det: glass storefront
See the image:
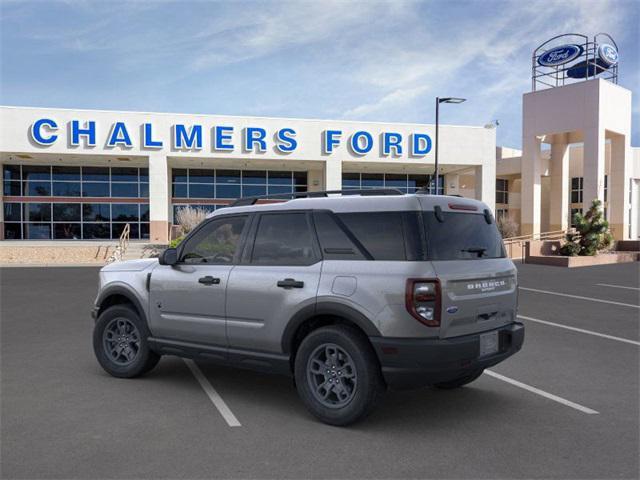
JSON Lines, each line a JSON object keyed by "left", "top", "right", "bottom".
{"left": 342, "top": 172, "right": 444, "bottom": 194}
{"left": 3, "top": 164, "right": 149, "bottom": 239}
{"left": 171, "top": 168, "right": 308, "bottom": 222}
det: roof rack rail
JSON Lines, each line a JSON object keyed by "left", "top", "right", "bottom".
{"left": 229, "top": 188, "right": 404, "bottom": 207}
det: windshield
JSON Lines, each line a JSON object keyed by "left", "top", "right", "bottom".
{"left": 423, "top": 211, "right": 506, "bottom": 260}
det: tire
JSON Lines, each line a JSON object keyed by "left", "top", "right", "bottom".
{"left": 434, "top": 369, "right": 484, "bottom": 389}
{"left": 93, "top": 304, "right": 160, "bottom": 378}
{"left": 294, "top": 325, "right": 385, "bottom": 426}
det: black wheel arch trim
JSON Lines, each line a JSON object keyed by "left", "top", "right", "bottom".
{"left": 95, "top": 284, "right": 147, "bottom": 324}
{"left": 281, "top": 301, "right": 381, "bottom": 353}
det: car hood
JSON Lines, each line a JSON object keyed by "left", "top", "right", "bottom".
{"left": 101, "top": 258, "right": 158, "bottom": 272}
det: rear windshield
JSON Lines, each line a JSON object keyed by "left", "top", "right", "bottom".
{"left": 423, "top": 211, "right": 505, "bottom": 260}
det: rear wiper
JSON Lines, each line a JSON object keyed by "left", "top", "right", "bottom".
{"left": 461, "top": 247, "right": 487, "bottom": 257}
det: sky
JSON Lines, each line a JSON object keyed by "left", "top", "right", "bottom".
{"left": 1, "top": 0, "right": 638, "bottom": 148}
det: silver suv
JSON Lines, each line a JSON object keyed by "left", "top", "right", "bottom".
{"left": 92, "top": 189, "right": 524, "bottom": 425}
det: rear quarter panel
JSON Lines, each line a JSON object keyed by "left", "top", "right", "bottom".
{"left": 319, "top": 260, "right": 441, "bottom": 339}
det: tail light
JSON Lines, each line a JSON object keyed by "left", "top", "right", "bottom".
{"left": 405, "top": 279, "right": 441, "bottom": 327}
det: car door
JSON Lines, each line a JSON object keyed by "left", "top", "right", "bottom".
{"left": 226, "top": 211, "right": 322, "bottom": 353}
{"left": 148, "top": 214, "right": 250, "bottom": 346}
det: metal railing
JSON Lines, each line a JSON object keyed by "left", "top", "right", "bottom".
{"left": 106, "top": 223, "right": 131, "bottom": 263}
{"left": 503, "top": 229, "right": 571, "bottom": 260}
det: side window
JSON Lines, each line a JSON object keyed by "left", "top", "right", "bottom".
{"left": 336, "top": 212, "right": 407, "bottom": 260}
{"left": 313, "top": 211, "right": 366, "bottom": 260}
{"left": 251, "top": 213, "right": 318, "bottom": 266}
{"left": 180, "top": 215, "right": 247, "bottom": 264}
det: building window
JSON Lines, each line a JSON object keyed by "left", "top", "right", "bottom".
{"left": 496, "top": 208, "right": 508, "bottom": 221}
{"left": 2, "top": 164, "right": 149, "bottom": 240}
{"left": 496, "top": 179, "right": 508, "bottom": 204}
{"left": 570, "top": 177, "right": 583, "bottom": 203}
{"left": 342, "top": 173, "right": 444, "bottom": 194}
{"left": 170, "top": 168, "right": 308, "bottom": 223}
{"left": 604, "top": 175, "right": 608, "bottom": 203}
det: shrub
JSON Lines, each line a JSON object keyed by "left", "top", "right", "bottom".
{"left": 559, "top": 199, "right": 613, "bottom": 256}
{"left": 175, "top": 206, "right": 208, "bottom": 236}
{"left": 169, "top": 235, "right": 185, "bottom": 248}
{"left": 497, "top": 215, "right": 519, "bottom": 239}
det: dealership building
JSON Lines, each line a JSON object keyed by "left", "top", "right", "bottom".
{"left": 0, "top": 34, "right": 638, "bottom": 245}
{"left": 0, "top": 107, "right": 496, "bottom": 243}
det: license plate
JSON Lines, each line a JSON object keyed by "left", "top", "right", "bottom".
{"left": 479, "top": 331, "right": 499, "bottom": 357}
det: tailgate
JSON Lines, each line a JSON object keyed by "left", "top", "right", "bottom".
{"left": 432, "top": 258, "right": 517, "bottom": 338}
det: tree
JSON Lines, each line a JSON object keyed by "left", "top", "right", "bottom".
{"left": 560, "top": 199, "right": 613, "bottom": 256}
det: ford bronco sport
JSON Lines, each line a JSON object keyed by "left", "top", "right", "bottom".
{"left": 92, "top": 189, "right": 524, "bottom": 426}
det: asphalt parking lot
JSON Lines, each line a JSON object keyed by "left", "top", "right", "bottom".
{"left": 1, "top": 262, "right": 638, "bottom": 479}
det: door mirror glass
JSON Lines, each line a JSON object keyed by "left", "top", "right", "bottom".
{"left": 159, "top": 247, "right": 178, "bottom": 266}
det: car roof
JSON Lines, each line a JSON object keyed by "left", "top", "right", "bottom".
{"left": 207, "top": 193, "right": 489, "bottom": 217}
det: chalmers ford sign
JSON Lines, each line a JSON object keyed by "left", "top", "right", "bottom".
{"left": 29, "top": 118, "right": 434, "bottom": 157}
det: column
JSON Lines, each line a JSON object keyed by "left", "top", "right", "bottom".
{"left": 549, "top": 134, "right": 570, "bottom": 231}
{"left": 307, "top": 169, "right": 324, "bottom": 192}
{"left": 324, "top": 159, "right": 342, "bottom": 191}
{"left": 609, "top": 134, "right": 631, "bottom": 240}
{"left": 444, "top": 173, "right": 460, "bottom": 196}
{"left": 148, "top": 153, "right": 170, "bottom": 243}
{"left": 474, "top": 163, "right": 495, "bottom": 213}
{"left": 582, "top": 126, "right": 605, "bottom": 212}
{"left": 521, "top": 135, "right": 543, "bottom": 236}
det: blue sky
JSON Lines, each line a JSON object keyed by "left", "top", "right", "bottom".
{"left": 1, "top": 0, "right": 638, "bottom": 148}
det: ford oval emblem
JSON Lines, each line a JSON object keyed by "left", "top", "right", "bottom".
{"left": 446, "top": 306, "right": 459, "bottom": 314}
{"left": 538, "top": 44, "right": 583, "bottom": 67}
{"left": 598, "top": 43, "right": 618, "bottom": 66}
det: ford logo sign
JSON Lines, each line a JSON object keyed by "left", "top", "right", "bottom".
{"left": 446, "top": 306, "right": 459, "bottom": 314}
{"left": 538, "top": 44, "right": 583, "bottom": 67}
{"left": 598, "top": 43, "right": 618, "bottom": 66}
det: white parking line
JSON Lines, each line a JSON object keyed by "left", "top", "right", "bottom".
{"left": 596, "top": 283, "right": 640, "bottom": 291}
{"left": 184, "top": 359, "right": 241, "bottom": 427}
{"left": 518, "top": 315, "right": 640, "bottom": 346}
{"left": 485, "top": 370, "right": 599, "bottom": 415}
{"left": 519, "top": 287, "right": 640, "bottom": 309}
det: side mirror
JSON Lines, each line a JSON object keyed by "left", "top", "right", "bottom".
{"left": 159, "top": 247, "right": 178, "bottom": 266}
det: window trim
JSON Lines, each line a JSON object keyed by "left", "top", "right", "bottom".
{"left": 245, "top": 211, "right": 322, "bottom": 267}
{"left": 176, "top": 213, "right": 250, "bottom": 265}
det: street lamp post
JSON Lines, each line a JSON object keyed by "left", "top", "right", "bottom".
{"left": 434, "top": 97, "right": 466, "bottom": 194}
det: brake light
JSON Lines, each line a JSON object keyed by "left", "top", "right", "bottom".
{"left": 448, "top": 203, "right": 477, "bottom": 211}
{"left": 405, "top": 279, "right": 441, "bottom": 327}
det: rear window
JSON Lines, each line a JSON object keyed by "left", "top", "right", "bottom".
{"left": 423, "top": 211, "right": 505, "bottom": 260}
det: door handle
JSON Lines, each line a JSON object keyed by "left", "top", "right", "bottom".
{"left": 277, "top": 278, "right": 304, "bottom": 289}
{"left": 198, "top": 276, "right": 221, "bottom": 285}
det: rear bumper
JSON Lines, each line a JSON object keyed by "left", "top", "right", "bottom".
{"left": 369, "top": 322, "right": 524, "bottom": 390}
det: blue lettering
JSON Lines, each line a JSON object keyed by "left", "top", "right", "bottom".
{"left": 71, "top": 120, "right": 96, "bottom": 146}
{"left": 214, "top": 126, "right": 234, "bottom": 151}
{"left": 244, "top": 127, "right": 267, "bottom": 152}
{"left": 275, "top": 128, "right": 297, "bottom": 153}
{"left": 411, "top": 133, "right": 432, "bottom": 156}
{"left": 143, "top": 123, "right": 163, "bottom": 148}
{"left": 383, "top": 132, "right": 403, "bottom": 156}
{"left": 350, "top": 131, "right": 373, "bottom": 155}
{"left": 173, "top": 124, "right": 203, "bottom": 149}
{"left": 30, "top": 118, "right": 58, "bottom": 145}
{"left": 323, "top": 130, "right": 342, "bottom": 154}
{"left": 107, "top": 122, "right": 132, "bottom": 148}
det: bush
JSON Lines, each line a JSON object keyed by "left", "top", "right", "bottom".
{"left": 169, "top": 235, "right": 185, "bottom": 248}
{"left": 175, "top": 206, "right": 208, "bottom": 236}
{"left": 497, "top": 215, "right": 519, "bottom": 239}
{"left": 559, "top": 199, "right": 613, "bottom": 256}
